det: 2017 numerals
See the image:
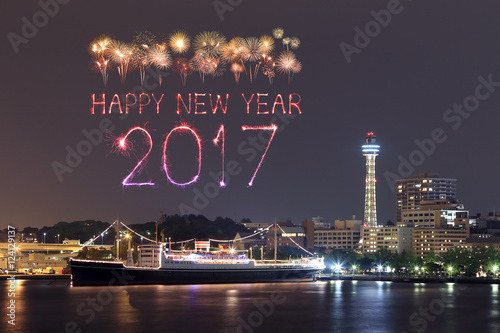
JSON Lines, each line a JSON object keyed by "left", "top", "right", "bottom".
{"left": 116, "top": 124, "right": 277, "bottom": 188}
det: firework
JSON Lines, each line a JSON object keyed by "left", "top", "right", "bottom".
{"left": 193, "top": 31, "right": 226, "bottom": 58}
{"left": 259, "top": 35, "right": 275, "bottom": 53}
{"left": 290, "top": 37, "right": 301, "bottom": 50}
{"left": 89, "top": 34, "right": 113, "bottom": 86}
{"left": 191, "top": 53, "right": 225, "bottom": 83}
{"left": 132, "top": 31, "right": 158, "bottom": 86}
{"left": 221, "top": 37, "right": 245, "bottom": 62}
{"left": 90, "top": 29, "right": 301, "bottom": 86}
{"left": 110, "top": 41, "right": 134, "bottom": 84}
{"left": 172, "top": 58, "right": 194, "bottom": 86}
{"left": 282, "top": 37, "right": 291, "bottom": 51}
{"left": 262, "top": 54, "right": 276, "bottom": 84}
{"left": 277, "top": 51, "right": 301, "bottom": 83}
{"left": 230, "top": 62, "right": 244, "bottom": 84}
{"left": 242, "top": 37, "right": 263, "bottom": 83}
{"left": 272, "top": 27, "right": 284, "bottom": 39}
{"left": 262, "top": 65, "right": 276, "bottom": 85}
{"left": 147, "top": 44, "right": 171, "bottom": 85}
{"left": 169, "top": 30, "right": 190, "bottom": 54}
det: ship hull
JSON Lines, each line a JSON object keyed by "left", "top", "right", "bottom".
{"left": 70, "top": 259, "right": 321, "bottom": 286}
{"left": 71, "top": 260, "right": 320, "bottom": 286}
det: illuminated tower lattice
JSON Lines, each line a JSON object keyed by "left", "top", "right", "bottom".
{"left": 362, "top": 132, "right": 380, "bottom": 227}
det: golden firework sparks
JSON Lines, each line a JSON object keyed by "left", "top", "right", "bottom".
{"left": 169, "top": 30, "right": 191, "bottom": 54}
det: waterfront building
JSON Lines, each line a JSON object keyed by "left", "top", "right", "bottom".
{"left": 361, "top": 225, "right": 414, "bottom": 254}
{"left": 396, "top": 173, "right": 457, "bottom": 222}
{"left": 413, "top": 227, "right": 469, "bottom": 258}
{"left": 266, "top": 226, "right": 306, "bottom": 251}
{"left": 401, "top": 199, "right": 469, "bottom": 228}
{"left": 313, "top": 229, "right": 361, "bottom": 250}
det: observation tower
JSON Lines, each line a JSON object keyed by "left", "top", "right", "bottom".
{"left": 362, "top": 132, "right": 380, "bottom": 227}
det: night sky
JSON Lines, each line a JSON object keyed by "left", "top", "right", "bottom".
{"left": 2, "top": 0, "right": 500, "bottom": 228}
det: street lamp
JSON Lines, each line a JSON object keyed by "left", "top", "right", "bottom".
{"left": 377, "top": 265, "right": 383, "bottom": 279}
{"left": 352, "top": 264, "right": 357, "bottom": 275}
{"left": 447, "top": 266, "right": 453, "bottom": 277}
{"left": 43, "top": 233, "right": 46, "bottom": 244}
{"left": 336, "top": 264, "right": 342, "bottom": 279}
{"left": 57, "top": 234, "right": 60, "bottom": 243}
{"left": 101, "top": 234, "right": 104, "bottom": 245}
{"left": 493, "top": 265, "right": 498, "bottom": 278}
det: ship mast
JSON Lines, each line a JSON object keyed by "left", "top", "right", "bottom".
{"left": 115, "top": 217, "right": 120, "bottom": 261}
{"left": 273, "top": 218, "right": 278, "bottom": 264}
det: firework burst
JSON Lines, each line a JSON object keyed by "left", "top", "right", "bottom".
{"left": 259, "top": 35, "right": 275, "bottom": 53}
{"left": 89, "top": 34, "right": 113, "bottom": 86}
{"left": 110, "top": 41, "right": 134, "bottom": 84}
{"left": 242, "top": 37, "right": 263, "bottom": 83}
{"left": 277, "top": 51, "right": 301, "bottom": 83}
{"left": 221, "top": 37, "right": 245, "bottom": 62}
{"left": 230, "top": 62, "right": 244, "bottom": 84}
{"left": 190, "top": 53, "right": 223, "bottom": 83}
{"left": 261, "top": 54, "right": 276, "bottom": 84}
{"left": 172, "top": 58, "right": 193, "bottom": 87}
{"left": 272, "top": 27, "right": 284, "bottom": 39}
{"left": 290, "top": 37, "right": 301, "bottom": 50}
{"left": 132, "top": 31, "right": 158, "bottom": 85}
{"left": 193, "top": 31, "right": 226, "bottom": 58}
{"left": 282, "top": 37, "right": 292, "bottom": 51}
{"left": 169, "top": 30, "right": 190, "bottom": 54}
{"left": 147, "top": 44, "right": 171, "bottom": 85}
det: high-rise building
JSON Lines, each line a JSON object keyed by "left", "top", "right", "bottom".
{"left": 362, "top": 133, "right": 380, "bottom": 227}
{"left": 396, "top": 173, "right": 457, "bottom": 222}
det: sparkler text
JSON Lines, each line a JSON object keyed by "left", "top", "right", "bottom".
{"left": 90, "top": 93, "right": 301, "bottom": 115}
{"left": 115, "top": 124, "right": 278, "bottom": 188}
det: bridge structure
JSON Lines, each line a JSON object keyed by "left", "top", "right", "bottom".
{"left": 0, "top": 242, "right": 113, "bottom": 254}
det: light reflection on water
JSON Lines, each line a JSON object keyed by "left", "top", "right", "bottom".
{"left": 1, "top": 280, "right": 499, "bottom": 333}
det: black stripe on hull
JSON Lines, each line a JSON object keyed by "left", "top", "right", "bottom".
{"left": 70, "top": 260, "right": 320, "bottom": 286}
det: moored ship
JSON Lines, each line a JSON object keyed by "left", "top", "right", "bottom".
{"left": 70, "top": 247, "right": 325, "bottom": 286}
{"left": 70, "top": 220, "right": 325, "bottom": 286}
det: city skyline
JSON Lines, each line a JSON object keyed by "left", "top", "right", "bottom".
{"left": 2, "top": 1, "right": 500, "bottom": 229}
